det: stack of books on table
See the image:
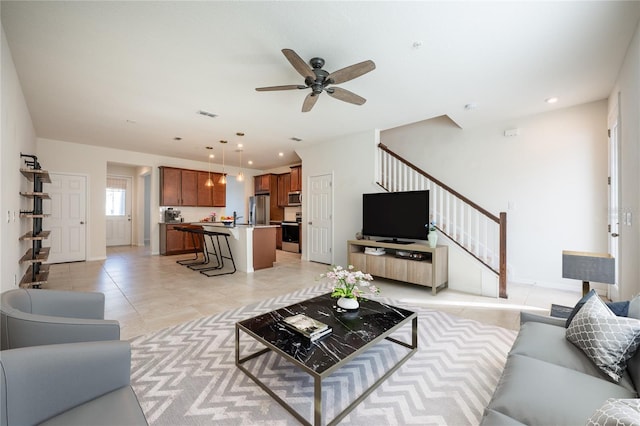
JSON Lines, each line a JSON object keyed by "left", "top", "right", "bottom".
{"left": 283, "top": 314, "right": 332, "bottom": 341}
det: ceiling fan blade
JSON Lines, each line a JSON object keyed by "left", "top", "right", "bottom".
{"left": 326, "top": 87, "right": 366, "bottom": 105}
{"left": 302, "top": 92, "right": 319, "bottom": 112}
{"left": 327, "top": 60, "right": 376, "bottom": 84}
{"left": 255, "top": 85, "right": 306, "bottom": 92}
{"left": 282, "top": 48, "right": 315, "bottom": 80}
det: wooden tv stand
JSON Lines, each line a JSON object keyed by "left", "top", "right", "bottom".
{"left": 347, "top": 240, "right": 448, "bottom": 295}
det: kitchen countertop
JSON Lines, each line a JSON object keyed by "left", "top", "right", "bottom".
{"left": 193, "top": 222, "right": 279, "bottom": 228}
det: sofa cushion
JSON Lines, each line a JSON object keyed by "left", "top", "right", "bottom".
{"left": 480, "top": 409, "right": 526, "bottom": 425}
{"left": 566, "top": 295, "right": 640, "bottom": 382}
{"left": 630, "top": 295, "right": 640, "bottom": 319}
{"left": 39, "top": 387, "right": 147, "bottom": 426}
{"left": 510, "top": 321, "right": 636, "bottom": 392}
{"left": 565, "top": 289, "right": 633, "bottom": 327}
{"left": 485, "top": 354, "right": 636, "bottom": 425}
{"left": 627, "top": 346, "right": 640, "bottom": 390}
{"left": 586, "top": 398, "right": 640, "bottom": 426}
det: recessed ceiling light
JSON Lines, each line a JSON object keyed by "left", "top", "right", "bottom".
{"left": 197, "top": 110, "right": 218, "bottom": 118}
{"left": 278, "top": 152, "right": 284, "bottom": 157}
{"left": 290, "top": 137, "right": 303, "bottom": 142}
{"left": 236, "top": 132, "right": 245, "bottom": 136}
{"left": 237, "top": 143, "right": 243, "bottom": 148}
{"left": 464, "top": 103, "right": 478, "bottom": 110}
{"left": 412, "top": 41, "right": 423, "bottom": 49}
{"left": 545, "top": 97, "right": 559, "bottom": 104}
{"left": 174, "top": 137, "right": 182, "bottom": 141}
{"left": 126, "top": 119, "right": 137, "bottom": 124}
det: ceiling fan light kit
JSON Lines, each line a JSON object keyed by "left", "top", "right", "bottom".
{"left": 256, "top": 48, "right": 375, "bottom": 112}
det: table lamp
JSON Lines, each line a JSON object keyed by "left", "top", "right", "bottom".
{"left": 562, "top": 250, "right": 615, "bottom": 296}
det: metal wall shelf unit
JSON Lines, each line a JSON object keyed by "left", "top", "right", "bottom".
{"left": 19, "top": 153, "right": 51, "bottom": 288}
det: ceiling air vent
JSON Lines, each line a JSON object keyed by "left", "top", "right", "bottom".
{"left": 197, "top": 110, "right": 218, "bottom": 118}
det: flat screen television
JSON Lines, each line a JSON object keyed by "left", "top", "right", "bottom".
{"left": 362, "top": 190, "right": 430, "bottom": 243}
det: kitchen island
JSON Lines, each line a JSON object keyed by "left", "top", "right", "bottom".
{"left": 194, "top": 223, "right": 278, "bottom": 273}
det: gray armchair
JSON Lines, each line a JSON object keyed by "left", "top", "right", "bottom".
{"left": 0, "top": 288, "right": 120, "bottom": 349}
{"left": 0, "top": 340, "right": 147, "bottom": 426}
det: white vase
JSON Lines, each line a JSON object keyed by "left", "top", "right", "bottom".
{"left": 428, "top": 231, "right": 438, "bottom": 248}
{"left": 337, "top": 297, "right": 359, "bottom": 311}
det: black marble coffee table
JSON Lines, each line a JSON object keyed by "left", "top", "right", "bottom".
{"left": 235, "top": 292, "right": 417, "bottom": 426}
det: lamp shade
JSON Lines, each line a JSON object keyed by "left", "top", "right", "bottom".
{"left": 562, "top": 250, "right": 615, "bottom": 284}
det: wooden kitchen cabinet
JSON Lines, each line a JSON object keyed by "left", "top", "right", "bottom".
{"left": 276, "top": 225, "right": 283, "bottom": 249}
{"left": 277, "top": 173, "right": 290, "bottom": 207}
{"left": 254, "top": 174, "right": 271, "bottom": 193}
{"left": 160, "top": 167, "right": 181, "bottom": 206}
{"left": 160, "top": 223, "right": 203, "bottom": 255}
{"left": 197, "top": 171, "right": 226, "bottom": 207}
{"left": 181, "top": 170, "right": 198, "bottom": 205}
{"left": 161, "top": 167, "right": 225, "bottom": 207}
{"left": 159, "top": 167, "right": 197, "bottom": 206}
{"left": 212, "top": 174, "right": 226, "bottom": 207}
{"left": 197, "top": 171, "right": 214, "bottom": 206}
{"left": 290, "top": 165, "right": 302, "bottom": 192}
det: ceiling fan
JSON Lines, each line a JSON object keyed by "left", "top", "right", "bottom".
{"left": 256, "top": 48, "right": 376, "bottom": 112}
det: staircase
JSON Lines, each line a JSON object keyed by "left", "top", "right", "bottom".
{"left": 377, "top": 143, "right": 508, "bottom": 298}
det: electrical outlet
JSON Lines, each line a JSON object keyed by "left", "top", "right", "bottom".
{"left": 6, "top": 210, "right": 10, "bottom": 223}
{"left": 14, "top": 274, "right": 17, "bottom": 287}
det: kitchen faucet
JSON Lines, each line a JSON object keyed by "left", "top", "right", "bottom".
{"left": 233, "top": 211, "right": 244, "bottom": 226}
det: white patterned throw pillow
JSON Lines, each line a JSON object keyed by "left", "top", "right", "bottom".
{"left": 566, "top": 294, "right": 640, "bottom": 382}
{"left": 586, "top": 398, "right": 640, "bottom": 426}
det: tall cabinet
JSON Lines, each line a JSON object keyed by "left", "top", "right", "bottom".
{"left": 19, "top": 153, "right": 51, "bottom": 288}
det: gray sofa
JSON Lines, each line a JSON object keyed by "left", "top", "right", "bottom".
{"left": 481, "top": 311, "right": 640, "bottom": 425}
{"left": 0, "top": 340, "right": 147, "bottom": 426}
{"left": 0, "top": 288, "right": 120, "bottom": 349}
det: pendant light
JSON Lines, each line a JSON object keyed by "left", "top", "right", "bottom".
{"left": 236, "top": 138, "right": 245, "bottom": 182}
{"left": 236, "top": 151, "right": 245, "bottom": 181}
{"left": 205, "top": 146, "right": 214, "bottom": 187}
{"left": 219, "top": 140, "right": 227, "bottom": 184}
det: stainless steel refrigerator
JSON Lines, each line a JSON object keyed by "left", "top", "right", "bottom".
{"left": 249, "top": 195, "right": 270, "bottom": 225}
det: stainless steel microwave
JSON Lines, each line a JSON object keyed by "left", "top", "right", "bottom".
{"left": 287, "top": 191, "right": 301, "bottom": 206}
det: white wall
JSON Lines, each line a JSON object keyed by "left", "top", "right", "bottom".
{"left": 296, "top": 130, "right": 380, "bottom": 266}
{"left": 36, "top": 138, "right": 258, "bottom": 259}
{"left": 1, "top": 24, "right": 37, "bottom": 292}
{"left": 381, "top": 101, "right": 609, "bottom": 292}
{"left": 610, "top": 20, "right": 640, "bottom": 300}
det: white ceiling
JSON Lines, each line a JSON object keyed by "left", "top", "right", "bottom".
{"left": 2, "top": 1, "right": 639, "bottom": 170}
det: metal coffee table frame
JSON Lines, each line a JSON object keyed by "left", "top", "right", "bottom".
{"left": 235, "top": 305, "right": 417, "bottom": 426}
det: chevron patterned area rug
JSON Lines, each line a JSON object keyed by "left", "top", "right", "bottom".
{"left": 130, "top": 285, "right": 516, "bottom": 425}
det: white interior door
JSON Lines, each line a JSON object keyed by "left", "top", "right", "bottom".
{"left": 308, "top": 174, "right": 333, "bottom": 264}
{"left": 608, "top": 94, "right": 621, "bottom": 301}
{"left": 43, "top": 173, "right": 87, "bottom": 263}
{"left": 106, "top": 175, "right": 132, "bottom": 246}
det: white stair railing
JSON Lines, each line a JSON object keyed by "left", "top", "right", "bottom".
{"left": 377, "top": 143, "right": 508, "bottom": 298}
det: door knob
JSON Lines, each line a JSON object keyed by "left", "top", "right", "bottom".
{"left": 308, "top": 221, "right": 312, "bottom": 225}
{"left": 80, "top": 221, "right": 85, "bottom": 225}
{"left": 611, "top": 233, "right": 619, "bottom": 237}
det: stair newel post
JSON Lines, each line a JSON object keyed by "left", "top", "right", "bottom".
{"left": 499, "top": 212, "right": 507, "bottom": 298}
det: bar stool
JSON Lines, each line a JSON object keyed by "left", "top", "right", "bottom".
{"left": 174, "top": 225, "right": 207, "bottom": 267}
{"left": 198, "top": 230, "right": 236, "bottom": 277}
{"left": 183, "top": 227, "right": 222, "bottom": 271}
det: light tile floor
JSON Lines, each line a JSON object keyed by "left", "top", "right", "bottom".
{"left": 46, "top": 245, "right": 584, "bottom": 340}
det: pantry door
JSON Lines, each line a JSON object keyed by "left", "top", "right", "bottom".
{"left": 307, "top": 173, "right": 332, "bottom": 264}
{"left": 43, "top": 173, "right": 87, "bottom": 263}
